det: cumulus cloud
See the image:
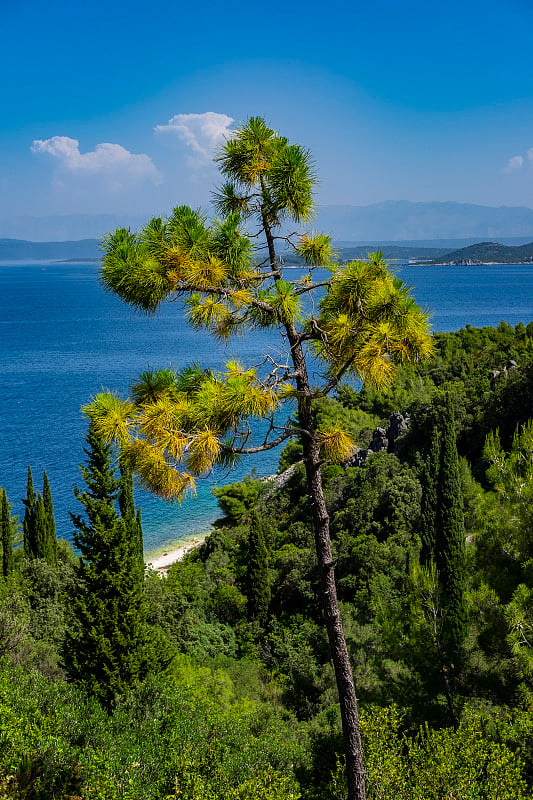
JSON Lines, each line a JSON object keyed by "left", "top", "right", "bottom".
{"left": 31, "top": 136, "right": 162, "bottom": 185}
{"left": 504, "top": 154, "right": 525, "bottom": 173}
{"left": 154, "top": 112, "right": 234, "bottom": 166}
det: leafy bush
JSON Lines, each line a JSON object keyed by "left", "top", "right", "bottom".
{"left": 330, "top": 705, "right": 531, "bottom": 800}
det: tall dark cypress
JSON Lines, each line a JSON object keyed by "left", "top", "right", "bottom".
{"left": 0, "top": 491, "right": 3, "bottom": 570}
{"left": 246, "top": 512, "right": 270, "bottom": 626}
{"left": 42, "top": 471, "right": 58, "bottom": 567}
{"left": 419, "top": 431, "right": 440, "bottom": 564}
{"left": 118, "top": 458, "right": 144, "bottom": 567}
{"left": 33, "top": 494, "right": 47, "bottom": 561}
{"left": 0, "top": 489, "right": 13, "bottom": 577}
{"left": 435, "top": 393, "right": 467, "bottom": 658}
{"left": 135, "top": 508, "right": 143, "bottom": 566}
{"left": 65, "top": 421, "right": 153, "bottom": 708}
{"left": 22, "top": 466, "right": 37, "bottom": 558}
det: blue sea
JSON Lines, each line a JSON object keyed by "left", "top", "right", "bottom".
{"left": 1, "top": 261, "right": 532, "bottom": 554}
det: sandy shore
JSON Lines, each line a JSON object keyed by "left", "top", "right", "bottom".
{"left": 145, "top": 535, "right": 207, "bottom": 575}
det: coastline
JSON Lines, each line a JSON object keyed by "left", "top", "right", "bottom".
{"left": 145, "top": 531, "right": 209, "bottom": 574}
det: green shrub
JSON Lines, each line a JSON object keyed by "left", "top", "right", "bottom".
{"left": 330, "top": 705, "right": 531, "bottom": 800}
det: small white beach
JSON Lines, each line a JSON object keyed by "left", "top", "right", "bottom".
{"left": 145, "top": 532, "right": 208, "bottom": 574}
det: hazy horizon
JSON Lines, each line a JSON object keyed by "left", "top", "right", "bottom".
{"left": 2, "top": 0, "right": 533, "bottom": 224}
{"left": 3, "top": 200, "right": 533, "bottom": 244}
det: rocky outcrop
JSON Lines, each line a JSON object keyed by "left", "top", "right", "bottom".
{"left": 345, "top": 411, "right": 410, "bottom": 468}
{"left": 371, "top": 427, "right": 388, "bottom": 453}
{"left": 388, "top": 411, "right": 410, "bottom": 441}
{"left": 261, "top": 463, "right": 299, "bottom": 497}
{"left": 490, "top": 359, "right": 518, "bottom": 390}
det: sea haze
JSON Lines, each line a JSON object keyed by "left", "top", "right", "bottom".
{"left": 0, "top": 262, "right": 532, "bottom": 553}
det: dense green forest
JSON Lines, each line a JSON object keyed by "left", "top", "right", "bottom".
{"left": 2, "top": 319, "right": 533, "bottom": 798}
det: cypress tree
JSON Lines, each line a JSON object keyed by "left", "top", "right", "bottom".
{"left": 0, "top": 492, "right": 3, "bottom": 570}
{"left": 33, "top": 494, "right": 47, "bottom": 561}
{"left": 22, "top": 466, "right": 37, "bottom": 558}
{"left": 419, "top": 430, "right": 440, "bottom": 564}
{"left": 434, "top": 393, "right": 467, "bottom": 659}
{"left": 0, "top": 489, "right": 13, "bottom": 577}
{"left": 118, "top": 458, "right": 144, "bottom": 567}
{"left": 22, "top": 467, "right": 56, "bottom": 565}
{"left": 42, "top": 470, "right": 58, "bottom": 566}
{"left": 246, "top": 512, "right": 270, "bottom": 626}
{"left": 135, "top": 508, "right": 143, "bottom": 566}
{"left": 65, "top": 421, "right": 153, "bottom": 708}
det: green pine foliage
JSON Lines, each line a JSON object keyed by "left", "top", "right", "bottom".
{"left": 65, "top": 421, "right": 155, "bottom": 709}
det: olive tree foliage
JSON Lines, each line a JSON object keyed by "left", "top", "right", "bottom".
{"left": 90, "top": 117, "right": 432, "bottom": 800}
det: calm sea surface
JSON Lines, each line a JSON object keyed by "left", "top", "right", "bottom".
{"left": 1, "top": 262, "right": 532, "bottom": 553}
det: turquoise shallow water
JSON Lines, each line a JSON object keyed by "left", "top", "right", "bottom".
{"left": 0, "top": 261, "right": 532, "bottom": 552}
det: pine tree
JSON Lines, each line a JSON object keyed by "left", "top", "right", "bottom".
{"left": 434, "top": 393, "right": 467, "bottom": 659}
{"left": 42, "top": 470, "right": 58, "bottom": 566}
{"left": 65, "top": 421, "right": 153, "bottom": 709}
{"left": 246, "top": 513, "right": 270, "bottom": 626}
{"left": 0, "top": 489, "right": 14, "bottom": 577}
{"left": 22, "top": 466, "right": 37, "bottom": 558}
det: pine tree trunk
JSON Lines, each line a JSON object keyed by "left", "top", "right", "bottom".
{"left": 263, "top": 215, "right": 366, "bottom": 800}
{"left": 300, "top": 411, "right": 366, "bottom": 800}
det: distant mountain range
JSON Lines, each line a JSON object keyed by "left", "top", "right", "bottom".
{"left": 315, "top": 201, "right": 533, "bottom": 241}
{"left": 0, "top": 215, "right": 148, "bottom": 242}
{"left": 3, "top": 201, "right": 533, "bottom": 242}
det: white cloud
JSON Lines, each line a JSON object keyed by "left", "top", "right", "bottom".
{"left": 31, "top": 136, "right": 162, "bottom": 185}
{"left": 154, "top": 112, "right": 234, "bottom": 166}
{"left": 504, "top": 154, "right": 524, "bottom": 173}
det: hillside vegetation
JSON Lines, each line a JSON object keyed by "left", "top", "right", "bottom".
{"left": 2, "top": 320, "right": 533, "bottom": 798}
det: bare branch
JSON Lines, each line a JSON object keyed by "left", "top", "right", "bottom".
{"left": 246, "top": 270, "right": 279, "bottom": 282}
{"left": 222, "top": 428, "right": 295, "bottom": 454}
{"left": 317, "top": 353, "right": 358, "bottom": 397}
{"left": 294, "top": 280, "right": 331, "bottom": 296}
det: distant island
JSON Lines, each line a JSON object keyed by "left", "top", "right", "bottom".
{"left": 420, "top": 241, "right": 533, "bottom": 266}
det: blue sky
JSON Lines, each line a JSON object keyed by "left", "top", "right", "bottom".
{"left": 2, "top": 0, "right": 533, "bottom": 219}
